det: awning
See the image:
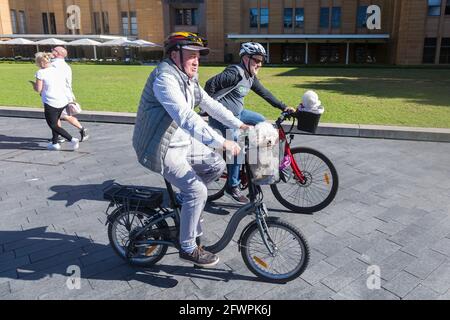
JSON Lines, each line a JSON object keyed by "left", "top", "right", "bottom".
{"left": 227, "top": 34, "right": 390, "bottom": 43}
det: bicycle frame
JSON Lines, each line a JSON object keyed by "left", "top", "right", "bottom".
{"left": 277, "top": 124, "right": 306, "bottom": 183}
{"left": 124, "top": 141, "right": 277, "bottom": 256}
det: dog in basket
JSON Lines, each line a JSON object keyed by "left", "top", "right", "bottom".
{"left": 248, "top": 122, "right": 280, "bottom": 183}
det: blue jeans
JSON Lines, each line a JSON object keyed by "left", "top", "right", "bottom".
{"left": 209, "top": 109, "right": 266, "bottom": 188}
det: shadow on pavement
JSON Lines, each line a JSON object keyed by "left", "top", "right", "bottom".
{"left": 0, "top": 134, "right": 47, "bottom": 151}
{"left": 0, "top": 227, "right": 261, "bottom": 290}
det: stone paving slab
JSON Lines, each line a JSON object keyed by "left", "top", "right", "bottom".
{"left": 0, "top": 117, "right": 450, "bottom": 300}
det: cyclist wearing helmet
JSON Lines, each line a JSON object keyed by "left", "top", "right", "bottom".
{"left": 205, "top": 42, "right": 295, "bottom": 203}
{"left": 133, "top": 32, "right": 250, "bottom": 267}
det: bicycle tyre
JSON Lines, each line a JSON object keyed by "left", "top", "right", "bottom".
{"left": 270, "top": 147, "right": 338, "bottom": 213}
{"left": 240, "top": 219, "right": 309, "bottom": 283}
{"left": 107, "top": 206, "right": 168, "bottom": 267}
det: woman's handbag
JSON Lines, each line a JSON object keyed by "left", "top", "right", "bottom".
{"left": 66, "top": 102, "right": 82, "bottom": 116}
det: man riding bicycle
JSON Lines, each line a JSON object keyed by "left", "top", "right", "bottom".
{"left": 132, "top": 32, "right": 250, "bottom": 268}
{"left": 205, "top": 42, "right": 295, "bottom": 203}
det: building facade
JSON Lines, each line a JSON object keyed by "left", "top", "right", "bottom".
{"left": 1, "top": 0, "right": 450, "bottom": 65}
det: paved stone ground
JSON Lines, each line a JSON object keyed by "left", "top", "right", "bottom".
{"left": 1, "top": 116, "right": 450, "bottom": 300}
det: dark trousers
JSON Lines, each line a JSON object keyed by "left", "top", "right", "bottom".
{"left": 44, "top": 104, "right": 73, "bottom": 144}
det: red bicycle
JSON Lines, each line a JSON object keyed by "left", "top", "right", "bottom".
{"left": 207, "top": 111, "right": 339, "bottom": 214}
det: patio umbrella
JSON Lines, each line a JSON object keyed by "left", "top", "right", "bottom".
{"left": 130, "top": 39, "right": 161, "bottom": 48}
{"left": 67, "top": 38, "right": 101, "bottom": 60}
{"left": 1, "top": 38, "right": 36, "bottom": 57}
{"left": 35, "top": 38, "right": 68, "bottom": 46}
{"left": 35, "top": 38, "right": 68, "bottom": 53}
{"left": 98, "top": 38, "right": 136, "bottom": 47}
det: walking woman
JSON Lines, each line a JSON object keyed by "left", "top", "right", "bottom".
{"left": 32, "top": 52, "right": 79, "bottom": 151}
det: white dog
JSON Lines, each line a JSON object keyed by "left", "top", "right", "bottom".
{"left": 248, "top": 122, "right": 280, "bottom": 184}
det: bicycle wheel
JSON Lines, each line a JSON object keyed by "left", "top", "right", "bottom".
{"left": 207, "top": 170, "right": 227, "bottom": 202}
{"left": 270, "top": 147, "right": 338, "bottom": 213}
{"left": 107, "top": 207, "right": 168, "bottom": 267}
{"left": 240, "top": 219, "right": 309, "bottom": 283}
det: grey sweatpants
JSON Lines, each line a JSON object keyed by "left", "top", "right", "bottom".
{"left": 162, "top": 139, "right": 225, "bottom": 251}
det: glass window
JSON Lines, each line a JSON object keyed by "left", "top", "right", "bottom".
{"left": 93, "top": 12, "right": 101, "bottom": 34}
{"left": 130, "top": 11, "right": 138, "bottom": 35}
{"left": 175, "top": 9, "right": 197, "bottom": 26}
{"left": 428, "top": 0, "right": 441, "bottom": 16}
{"left": 10, "top": 10, "right": 17, "bottom": 34}
{"left": 250, "top": 8, "right": 258, "bottom": 28}
{"left": 102, "top": 12, "right": 110, "bottom": 34}
{"left": 282, "top": 44, "right": 306, "bottom": 63}
{"left": 331, "top": 7, "right": 341, "bottom": 28}
{"left": 319, "top": 44, "right": 340, "bottom": 63}
{"left": 440, "top": 38, "right": 450, "bottom": 64}
{"left": 42, "top": 12, "right": 49, "bottom": 34}
{"left": 295, "top": 8, "right": 304, "bottom": 28}
{"left": 357, "top": 6, "right": 368, "bottom": 28}
{"left": 320, "top": 7, "right": 329, "bottom": 28}
{"left": 260, "top": 8, "right": 269, "bottom": 28}
{"left": 446, "top": 0, "right": 450, "bottom": 14}
{"left": 423, "top": 38, "right": 437, "bottom": 63}
{"left": 18, "top": 11, "right": 26, "bottom": 34}
{"left": 284, "top": 8, "right": 293, "bottom": 28}
{"left": 49, "top": 12, "right": 57, "bottom": 34}
{"left": 121, "top": 12, "right": 128, "bottom": 36}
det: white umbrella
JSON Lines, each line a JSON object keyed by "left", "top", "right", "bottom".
{"left": 131, "top": 39, "right": 161, "bottom": 48}
{"left": 1, "top": 38, "right": 36, "bottom": 57}
{"left": 98, "top": 38, "right": 136, "bottom": 47}
{"left": 2, "top": 38, "right": 35, "bottom": 45}
{"left": 35, "top": 38, "right": 68, "bottom": 45}
{"left": 67, "top": 38, "right": 101, "bottom": 60}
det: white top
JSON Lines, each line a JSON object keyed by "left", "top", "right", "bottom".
{"left": 35, "top": 67, "right": 70, "bottom": 109}
{"left": 153, "top": 71, "right": 243, "bottom": 149}
{"left": 51, "top": 58, "right": 74, "bottom": 101}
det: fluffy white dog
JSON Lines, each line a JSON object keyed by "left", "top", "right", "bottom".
{"left": 249, "top": 122, "right": 280, "bottom": 184}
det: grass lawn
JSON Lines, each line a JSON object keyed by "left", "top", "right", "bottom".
{"left": 1, "top": 63, "right": 450, "bottom": 128}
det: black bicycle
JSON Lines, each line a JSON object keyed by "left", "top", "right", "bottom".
{"left": 207, "top": 111, "right": 339, "bottom": 214}
{"left": 104, "top": 137, "right": 310, "bottom": 283}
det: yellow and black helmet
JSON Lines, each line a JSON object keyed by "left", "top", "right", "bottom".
{"left": 164, "top": 31, "right": 210, "bottom": 56}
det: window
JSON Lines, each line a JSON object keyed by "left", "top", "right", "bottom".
{"left": 284, "top": 8, "right": 293, "bottom": 28}
{"left": 282, "top": 44, "right": 306, "bottom": 63}
{"left": 175, "top": 9, "right": 198, "bottom": 26}
{"left": 10, "top": 10, "right": 17, "bottom": 34}
{"left": 295, "top": 8, "right": 304, "bottom": 28}
{"left": 428, "top": 0, "right": 441, "bottom": 16}
{"left": 102, "top": 12, "right": 110, "bottom": 34}
{"left": 93, "top": 12, "right": 101, "bottom": 34}
{"left": 319, "top": 45, "right": 340, "bottom": 63}
{"left": 121, "top": 12, "right": 129, "bottom": 36}
{"left": 260, "top": 8, "right": 269, "bottom": 28}
{"left": 42, "top": 12, "right": 49, "bottom": 34}
{"left": 423, "top": 38, "right": 437, "bottom": 63}
{"left": 130, "top": 12, "right": 138, "bottom": 35}
{"left": 320, "top": 8, "right": 329, "bottom": 28}
{"left": 18, "top": 11, "right": 26, "bottom": 33}
{"left": 440, "top": 38, "right": 450, "bottom": 64}
{"left": 331, "top": 7, "right": 341, "bottom": 28}
{"left": 357, "top": 6, "right": 368, "bottom": 28}
{"left": 355, "top": 45, "right": 377, "bottom": 63}
{"left": 250, "top": 8, "right": 258, "bottom": 28}
{"left": 49, "top": 12, "right": 57, "bottom": 34}
{"left": 446, "top": 0, "right": 450, "bottom": 14}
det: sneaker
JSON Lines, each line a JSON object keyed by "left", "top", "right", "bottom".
{"left": 179, "top": 246, "right": 219, "bottom": 268}
{"left": 69, "top": 138, "right": 79, "bottom": 151}
{"left": 80, "top": 128, "right": 89, "bottom": 142}
{"left": 47, "top": 143, "right": 61, "bottom": 151}
{"left": 225, "top": 186, "right": 249, "bottom": 204}
{"left": 48, "top": 137, "right": 66, "bottom": 144}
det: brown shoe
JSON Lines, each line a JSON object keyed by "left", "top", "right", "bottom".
{"left": 179, "top": 246, "right": 219, "bottom": 267}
